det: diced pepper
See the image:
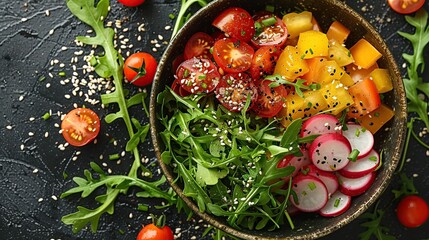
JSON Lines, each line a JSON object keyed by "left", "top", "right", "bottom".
{"left": 326, "top": 21, "right": 350, "bottom": 43}
{"left": 321, "top": 80, "right": 354, "bottom": 115}
{"left": 349, "top": 39, "right": 382, "bottom": 69}
{"left": 301, "top": 57, "right": 327, "bottom": 84}
{"left": 297, "top": 30, "right": 329, "bottom": 59}
{"left": 282, "top": 11, "right": 314, "bottom": 39}
{"left": 347, "top": 77, "right": 381, "bottom": 119}
{"left": 328, "top": 39, "right": 354, "bottom": 67}
{"left": 302, "top": 90, "right": 328, "bottom": 116}
{"left": 316, "top": 60, "right": 346, "bottom": 84}
{"left": 370, "top": 68, "right": 393, "bottom": 93}
{"left": 345, "top": 62, "right": 378, "bottom": 83}
{"left": 278, "top": 91, "right": 305, "bottom": 127}
{"left": 357, "top": 103, "right": 395, "bottom": 134}
{"left": 339, "top": 72, "right": 354, "bottom": 87}
{"left": 274, "top": 45, "right": 309, "bottom": 80}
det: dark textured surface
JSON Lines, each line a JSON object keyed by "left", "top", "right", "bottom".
{"left": 0, "top": 0, "right": 428, "bottom": 239}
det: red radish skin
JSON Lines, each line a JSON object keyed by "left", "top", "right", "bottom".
{"left": 319, "top": 191, "right": 352, "bottom": 217}
{"left": 278, "top": 148, "right": 311, "bottom": 179}
{"left": 304, "top": 165, "right": 339, "bottom": 196}
{"left": 338, "top": 171, "right": 376, "bottom": 196}
{"left": 339, "top": 149, "right": 380, "bottom": 178}
{"left": 301, "top": 114, "right": 343, "bottom": 138}
{"left": 309, "top": 133, "right": 351, "bottom": 172}
{"left": 290, "top": 174, "right": 329, "bottom": 212}
{"left": 342, "top": 123, "right": 374, "bottom": 158}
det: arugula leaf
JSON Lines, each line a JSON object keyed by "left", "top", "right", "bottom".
{"left": 392, "top": 173, "right": 418, "bottom": 199}
{"left": 398, "top": 9, "right": 429, "bottom": 129}
{"left": 171, "top": 0, "right": 210, "bottom": 37}
{"left": 359, "top": 205, "right": 396, "bottom": 240}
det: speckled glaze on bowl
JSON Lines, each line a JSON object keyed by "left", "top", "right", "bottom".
{"left": 149, "top": 0, "right": 407, "bottom": 239}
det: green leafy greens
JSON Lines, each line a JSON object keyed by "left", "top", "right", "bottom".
{"left": 157, "top": 87, "right": 304, "bottom": 230}
{"left": 171, "top": 0, "right": 210, "bottom": 37}
{"left": 61, "top": 0, "right": 175, "bottom": 233}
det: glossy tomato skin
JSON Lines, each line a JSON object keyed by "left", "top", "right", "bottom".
{"left": 171, "top": 78, "right": 191, "bottom": 97}
{"left": 212, "top": 7, "right": 255, "bottom": 42}
{"left": 61, "top": 108, "right": 100, "bottom": 147}
{"left": 251, "top": 15, "right": 288, "bottom": 48}
{"left": 396, "top": 195, "right": 429, "bottom": 228}
{"left": 252, "top": 79, "right": 288, "bottom": 118}
{"left": 249, "top": 46, "right": 280, "bottom": 80}
{"left": 176, "top": 58, "right": 220, "bottom": 94}
{"left": 118, "top": 0, "right": 145, "bottom": 7}
{"left": 388, "top": 0, "right": 425, "bottom": 14}
{"left": 184, "top": 32, "right": 214, "bottom": 60}
{"left": 124, "top": 52, "right": 158, "bottom": 87}
{"left": 212, "top": 38, "right": 254, "bottom": 73}
{"left": 136, "top": 223, "right": 174, "bottom": 240}
{"left": 215, "top": 73, "right": 258, "bottom": 112}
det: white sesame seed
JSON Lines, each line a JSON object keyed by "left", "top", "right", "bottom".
{"left": 51, "top": 195, "right": 58, "bottom": 201}
{"left": 33, "top": 168, "right": 39, "bottom": 173}
{"left": 45, "top": 10, "right": 50, "bottom": 16}
{"left": 6, "top": 125, "right": 13, "bottom": 130}
{"left": 19, "top": 95, "right": 24, "bottom": 101}
{"left": 21, "top": 18, "right": 28, "bottom": 22}
{"left": 28, "top": 132, "right": 34, "bottom": 136}
{"left": 20, "top": 144, "right": 25, "bottom": 150}
{"left": 164, "top": 25, "right": 171, "bottom": 30}
{"left": 49, "top": 29, "right": 54, "bottom": 35}
{"left": 38, "top": 198, "right": 44, "bottom": 202}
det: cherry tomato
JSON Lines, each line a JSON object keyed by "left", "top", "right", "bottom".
{"left": 215, "top": 73, "right": 258, "bottom": 112}
{"left": 396, "top": 195, "right": 429, "bottom": 228}
{"left": 388, "top": 0, "right": 425, "bottom": 14}
{"left": 212, "top": 7, "right": 256, "bottom": 42}
{"left": 136, "top": 223, "right": 174, "bottom": 240}
{"left": 252, "top": 79, "right": 288, "bottom": 118}
{"left": 212, "top": 38, "right": 254, "bottom": 73}
{"left": 124, "top": 52, "right": 158, "bottom": 87}
{"left": 252, "top": 14, "right": 288, "bottom": 48}
{"left": 249, "top": 46, "right": 280, "bottom": 80}
{"left": 171, "top": 78, "right": 191, "bottom": 97}
{"left": 176, "top": 58, "right": 220, "bottom": 94}
{"left": 61, "top": 108, "right": 100, "bottom": 147}
{"left": 118, "top": 0, "right": 145, "bottom": 7}
{"left": 184, "top": 32, "right": 214, "bottom": 60}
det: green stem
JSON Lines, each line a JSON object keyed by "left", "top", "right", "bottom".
{"left": 171, "top": 0, "right": 208, "bottom": 37}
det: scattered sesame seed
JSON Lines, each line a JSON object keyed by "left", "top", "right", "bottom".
{"left": 38, "top": 198, "right": 44, "bottom": 202}
{"left": 33, "top": 168, "right": 39, "bottom": 173}
{"left": 45, "top": 10, "right": 50, "bottom": 16}
{"left": 51, "top": 195, "right": 58, "bottom": 201}
{"left": 20, "top": 144, "right": 25, "bottom": 150}
{"left": 19, "top": 95, "right": 24, "bottom": 101}
{"left": 21, "top": 18, "right": 28, "bottom": 22}
{"left": 6, "top": 125, "right": 13, "bottom": 130}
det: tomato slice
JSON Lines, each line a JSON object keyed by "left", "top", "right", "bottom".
{"left": 251, "top": 14, "right": 288, "bottom": 48}
{"left": 215, "top": 73, "right": 258, "bottom": 112}
{"left": 176, "top": 58, "right": 220, "bottom": 94}
{"left": 61, "top": 108, "right": 100, "bottom": 147}
{"left": 252, "top": 79, "right": 288, "bottom": 118}
{"left": 388, "top": 0, "right": 425, "bottom": 14}
{"left": 212, "top": 7, "right": 256, "bottom": 43}
{"left": 249, "top": 46, "right": 280, "bottom": 80}
{"left": 212, "top": 38, "right": 254, "bottom": 73}
{"left": 171, "top": 78, "right": 191, "bottom": 97}
{"left": 184, "top": 32, "right": 214, "bottom": 60}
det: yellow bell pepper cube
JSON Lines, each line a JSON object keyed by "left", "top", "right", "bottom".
{"left": 282, "top": 11, "right": 313, "bottom": 39}
{"left": 302, "top": 90, "right": 328, "bottom": 117}
{"left": 321, "top": 80, "right": 353, "bottom": 115}
{"left": 357, "top": 103, "right": 395, "bottom": 134}
{"left": 370, "top": 68, "right": 393, "bottom": 93}
{"left": 339, "top": 72, "right": 354, "bottom": 87}
{"left": 326, "top": 20, "right": 350, "bottom": 43}
{"left": 297, "top": 30, "right": 329, "bottom": 59}
{"left": 328, "top": 39, "right": 354, "bottom": 67}
{"left": 349, "top": 39, "right": 382, "bottom": 69}
{"left": 316, "top": 60, "right": 346, "bottom": 85}
{"left": 274, "top": 45, "right": 309, "bottom": 81}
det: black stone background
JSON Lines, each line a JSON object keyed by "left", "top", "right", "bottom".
{"left": 0, "top": 0, "right": 428, "bottom": 239}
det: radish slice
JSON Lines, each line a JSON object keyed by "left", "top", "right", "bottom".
{"left": 278, "top": 148, "right": 311, "bottom": 179}
{"left": 290, "top": 174, "right": 329, "bottom": 212}
{"left": 304, "top": 165, "right": 339, "bottom": 196}
{"left": 339, "top": 149, "right": 380, "bottom": 178}
{"left": 301, "top": 114, "right": 343, "bottom": 138}
{"left": 319, "top": 191, "right": 352, "bottom": 217}
{"left": 342, "top": 123, "right": 374, "bottom": 158}
{"left": 338, "top": 171, "right": 376, "bottom": 196}
{"left": 309, "top": 133, "right": 351, "bottom": 172}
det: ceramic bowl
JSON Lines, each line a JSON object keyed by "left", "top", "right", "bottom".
{"left": 150, "top": 0, "right": 407, "bottom": 239}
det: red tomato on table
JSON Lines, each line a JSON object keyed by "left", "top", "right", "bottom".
{"left": 136, "top": 215, "right": 174, "bottom": 240}
{"left": 118, "top": 0, "right": 145, "bottom": 7}
{"left": 124, "top": 52, "right": 158, "bottom": 87}
{"left": 396, "top": 195, "right": 429, "bottom": 228}
{"left": 61, "top": 108, "right": 100, "bottom": 147}
{"left": 388, "top": 0, "right": 425, "bottom": 14}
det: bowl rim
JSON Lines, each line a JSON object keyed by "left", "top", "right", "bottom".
{"left": 149, "top": 0, "right": 407, "bottom": 239}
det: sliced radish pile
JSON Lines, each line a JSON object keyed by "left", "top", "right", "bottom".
{"left": 304, "top": 165, "right": 339, "bottom": 196}
{"left": 338, "top": 171, "right": 376, "bottom": 196}
{"left": 309, "top": 133, "right": 351, "bottom": 172}
{"left": 342, "top": 123, "right": 374, "bottom": 158}
{"left": 278, "top": 148, "right": 311, "bottom": 179}
{"left": 339, "top": 149, "right": 380, "bottom": 178}
{"left": 319, "top": 191, "right": 352, "bottom": 217}
{"left": 301, "top": 114, "right": 342, "bottom": 138}
{"left": 290, "top": 174, "right": 328, "bottom": 212}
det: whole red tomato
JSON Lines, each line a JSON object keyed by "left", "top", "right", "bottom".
{"left": 118, "top": 0, "right": 145, "bottom": 7}
{"left": 124, "top": 52, "right": 158, "bottom": 87}
{"left": 136, "top": 215, "right": 174, "bottom": 240}
{"left": 396, "top": 195, "right": 429, "bottom": 228}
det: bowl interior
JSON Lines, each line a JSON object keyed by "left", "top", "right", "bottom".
{"left": 150, "top": 0, "right": 407, "bottom": 239}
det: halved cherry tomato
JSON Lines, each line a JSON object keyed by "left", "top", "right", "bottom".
{"left": 171, "top": 54, "right": 185, "bottom": 73}
{"left": 184, "top": 32, "right": 214, "bottom": 60}
{"left": 215, "top": 73, "right": 258, "bottom": 112}
{"left": 252, "top": 79, "right": 288, "bottom": 118}
{"left": 171, "top": 79, "right": 191, "bottom": 97}
{"left": 396, "top": 195, "right": 429, "bottom": 228}
{"left": 61, "top": 108, "right": 100, "bottom": 147}
{"left": 124, "top": 52, "right": 158, "bottom": 87}
{"left": 212, "top": 38, "right": 254, "bottom": 73}
{"left": 212, "top": 7, "right": 256, "bottom": 42}
{"left": 176, "top": 58, "right": 220, "bottom": 94}
{"left": 118, "top": 0, "right": 145, "bottom": 7}
{"left": 388, "top": 0, "right": 425, "bottom": 14}
{"left": 249, "top": 46, "right": 280, "bottom": 80}
{"left": 252, "top": 14, "right": 288, "bottom": 48}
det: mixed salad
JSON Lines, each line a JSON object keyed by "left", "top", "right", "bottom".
{"left": 157, "top": 6, "right": 395, "bottom": 230}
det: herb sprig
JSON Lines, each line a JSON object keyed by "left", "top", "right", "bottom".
{"left": 171, "top": 0, "right": 210, "bottom": 37}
